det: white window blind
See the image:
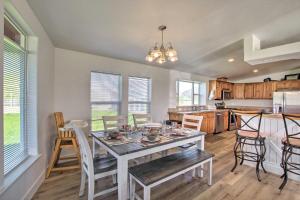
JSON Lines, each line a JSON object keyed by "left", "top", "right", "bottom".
{"left": 90, "top": 72, "right": 121, "bottom": 131}
{"left": 128, "top": 77, "right": 151, "bottom": 124}
{"left": 3, "top": 16, "right": 28, "bottom": 174}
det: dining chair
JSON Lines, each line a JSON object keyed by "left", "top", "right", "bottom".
{"left": 231, "top": 110, "right": 266, "bottom": 182}
{"left": 182, "top": 114, "right": 203, "bottom": 131}
{"left": 178, "top": 114, "right": 204, "bottom": 150}
{"left": 46, "top": 112, "right": 81, "bottom": 178}
{"left": 103, "top": 115, "right": 127, "bottom": 131}
{"left": 72, "top": 124, "right": 118, "bottom": 200}
{"left": 279, "top": 114, "right": 300, "bottom": 190}
{"left": 133, "top": 113, "right": 152, "bottom": 128}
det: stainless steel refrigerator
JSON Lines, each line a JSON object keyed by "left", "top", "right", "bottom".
{"left": 273, "top": 91, "right": 300, "bottom": 114}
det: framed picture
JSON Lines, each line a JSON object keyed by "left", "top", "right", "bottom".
{"left": 284, "top": 73, "right": 300, "bottom": 80}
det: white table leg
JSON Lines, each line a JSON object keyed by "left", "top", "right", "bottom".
{"left": 144, "top": 187, "right": 151, "bottom": 200}
{"left": 208, "top": 158, "right": 213, "bottom": 185}
{"left": 129, "top": 175, "right": 135, "bottom": 200}
{"left": 117, "top": 157, "right": 128, "bottom": 200}
{"left": 197, "top": 135, "right": 205, "bottom": 177}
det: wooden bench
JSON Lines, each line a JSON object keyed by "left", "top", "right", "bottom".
{"left": 129, "top": 149, "right": 214, "bottom": 200}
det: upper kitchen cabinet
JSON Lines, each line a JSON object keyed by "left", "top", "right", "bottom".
{"left": 209, "top": 80, "right": 233, "bottom": 100}
{"left": 276, "top": 80, "right": 300, "bottom": 90}
{"left": 253, "top": 83, "right": 265, "bottom": 99}
{"left": 244, "top": 83, "right": 254, "bottom": 99}
{"left": 233, "top": 83, "right": 245, "bottom": 99}
{"left": 263, "top": 81, "right": 277, "bottom": 99}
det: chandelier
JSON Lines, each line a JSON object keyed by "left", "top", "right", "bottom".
{"left": 145, "top": 25, "right": 178, "bottom": 64}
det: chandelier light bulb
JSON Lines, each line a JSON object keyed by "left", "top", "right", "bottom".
{"left": 169, "top": 56, "right": 178, "bottom": 62}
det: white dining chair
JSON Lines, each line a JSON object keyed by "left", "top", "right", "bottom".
{"left": 132, "top": 113, "right": 152, "bottom": 128}
{"left": 103, "top": 115, "right": 127, "bottom": 131}
{"left": 182, "top": 114, "right": 203, "bottom": 131}
{"left": 72, "top": 124, "right": 117, "bottom": 200}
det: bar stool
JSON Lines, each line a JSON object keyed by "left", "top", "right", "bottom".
{"left": 231, "top": 110, "right": 267, "bottom": 181}
{"left": 279, "top": 114, "right": 300, "bottom": 190}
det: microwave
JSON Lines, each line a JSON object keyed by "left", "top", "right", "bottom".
{"left": 222, "top": 90, "right": 232, "bottom": 100}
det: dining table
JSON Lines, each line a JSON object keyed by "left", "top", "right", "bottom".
{"left": 91, "top": 129, "right": 206, "bottom": 200}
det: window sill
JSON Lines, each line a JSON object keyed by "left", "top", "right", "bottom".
{"left": 0, "top": 154, "right": 41, "bottom": 195}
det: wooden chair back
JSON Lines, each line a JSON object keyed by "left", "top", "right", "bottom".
{"left": 72, "top": 124, "right": 94, "bottom": 177}
{"left": 54, "top": 112, "right": 65, "bottom": 133}
{"left": 282, "top": 114, "right": 300, "bottom": 146}
{"left": 182, "top": 114, "right": 203, "bottom": 131}
{"left": 103, "top": 115, "right": 126, "bottom": 131}
{"left": 54, "top": 112, "right": 74, "bottom": 138}
{"left": 133, "top": 113, "right": 151, "bottom": 128}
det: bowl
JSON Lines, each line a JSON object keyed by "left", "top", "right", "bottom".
{"left": 108, "top": 131, "right": 120, "bottom": 139}
{"left": 147, "top": 134, "right": 158, "bottom": 141}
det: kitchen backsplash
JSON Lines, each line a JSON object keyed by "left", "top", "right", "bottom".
{"left": 208, "top": 99, "right": 273, "bottom": 108}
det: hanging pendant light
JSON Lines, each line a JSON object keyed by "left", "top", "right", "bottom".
{"left": 145, "top": 25, "right": 178, "bottom": 64}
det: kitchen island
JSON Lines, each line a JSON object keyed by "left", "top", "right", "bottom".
{"left": 241, "top": 113, "right": 300, "bottom": 181}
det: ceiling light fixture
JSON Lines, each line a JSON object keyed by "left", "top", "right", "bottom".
{"left": 228, "top": 58, "right": 235, "bottom": 62}
{"left": 146, "top": 25, "right": 178, "bottom": 64}
{"left": 253, "top": 69, "right": 259, "bottom": 73}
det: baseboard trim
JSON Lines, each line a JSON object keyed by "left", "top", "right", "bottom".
{"left": 23, "top": 170, "right": 45, "bottom": 200}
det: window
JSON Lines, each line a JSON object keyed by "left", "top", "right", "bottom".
{"left": 176, "top": 80, "right": 204, "bottom": 106}
{"left": 90, "top": 72, "right": 121, "bottom": 131}
{"left": 128, "top": 77, "right": 151, "bottom": 125}
{"left": 3, "top": 15, "right": 28, "bottom": 174}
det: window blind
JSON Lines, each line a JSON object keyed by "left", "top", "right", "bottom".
{"left": 90, "top": 72, "right": 121, "bottom": 131}
{"left": 3, "top": 37, "right": 27, "bottom": 174}
{"left": 128, "top": 77, "right": 151, "bottom": 114}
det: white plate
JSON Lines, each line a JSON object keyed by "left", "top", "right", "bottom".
{"left": 141, "top": 136, "right": 161, "bottom": 143}
{"left": 144, "top": 123, "right": 162, "bottom": 128}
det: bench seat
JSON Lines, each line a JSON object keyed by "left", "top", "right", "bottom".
{"left": 129, "top": 149, "right": 214, "bottom": 200}
{"left": 129, "top": 149, "right": 213, "bottom": 186}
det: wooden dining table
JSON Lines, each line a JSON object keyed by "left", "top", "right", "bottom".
{"left": 91, "top": 130, "right": 206, "bottom": 200}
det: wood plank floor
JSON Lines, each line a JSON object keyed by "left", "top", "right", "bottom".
{"left": 33, "top": 132, "right": 300, "bottom": 200}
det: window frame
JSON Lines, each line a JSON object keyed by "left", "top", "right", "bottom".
{"left": 90, "top": 71, "right": 122, "bottom": 132}
{"left": 3, "top": 12, "right": 29, "bottom": 176}
{"left": 128, "top": 76, "right": 152, "bottom": 115}
{"left": 176, "top": 80, "right": 202, "bottom": 106}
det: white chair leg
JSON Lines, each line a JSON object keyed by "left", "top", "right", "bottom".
{"left": 112, "top": 174, "right": 117, "bottom": 184}
{"left": 192, "top": 169, "right": 196, "bottom": 177}
{"left": 129, "top": 175, "right": 136, "bottom": 200}
{"left": 144, "top": 187, "right": 150, "bottom": 200}
{"left": 92, "top": 137, "right": 96, "bottom": 158}
{"left": 208, "top": 158, "right": 212, "bottom": 186}
{"left": 88, "top": 175, "right": 95, "bottom": 200}
{"left": 79, "top": 168, "right": 86, "bottom": 196}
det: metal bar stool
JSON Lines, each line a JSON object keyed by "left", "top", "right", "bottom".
{"left": 231, "top": 110, "right": 267, "bottom": 181}
{"left": 279, "top": 114, "right": 300, "bottom": 190}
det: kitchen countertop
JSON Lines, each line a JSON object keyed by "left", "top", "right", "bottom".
{"left": 168, "top": 109, "right": 229, "bottom": 114}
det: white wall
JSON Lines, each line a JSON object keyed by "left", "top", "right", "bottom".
{"left": 0, "top": 0, "right": 55, "bottom": 199}
{"left": 54, "top": 48, "right": 211, "bottom": 125}
{"left": 54, "top": 48, "right": 170, "bottom": 123}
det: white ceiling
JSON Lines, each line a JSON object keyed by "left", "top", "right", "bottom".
{"left": 27, "top": 0, "right": 300, "bottom": 80}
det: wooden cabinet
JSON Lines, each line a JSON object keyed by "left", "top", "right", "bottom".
{"left": 276, "top": 80, "right": 300, "bottom": 90}
{"left": 244, "top": 83, "right": 254, "bottom": 99}
{"left": 195, "top": 112, "right": 215, "bottom": 134}
{"left": 253, "top": 83, "right": 264, "bottom": 99}
{"left": 223, "top": 111, "right": 229, "bottom": 131}
{"left": 209, "top": 79, "right": 300, "bottom": 100}
{"left": 233, "top": 83, "right": 245, "bottom": 99}
{"left": 263, "top": 81, "right": 277, "bottom": 99}
{"left": 209, "top": 80, "right": 233, "bottom": 100}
